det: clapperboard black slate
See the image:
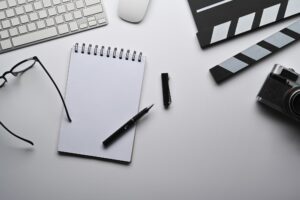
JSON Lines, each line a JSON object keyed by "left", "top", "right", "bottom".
{"left": 187, "top": 0, "right": 300, "bottom": 48}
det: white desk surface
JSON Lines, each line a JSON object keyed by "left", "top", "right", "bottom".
{"left": 1, "top": 1, "right": 300, "bottom": 200}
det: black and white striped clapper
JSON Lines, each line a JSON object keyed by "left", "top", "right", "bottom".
{"left": 210, "top": 20, "right": 300, "bottom": 84}
{"left": 188, "top": 0, "right": 300, "bottom": 48}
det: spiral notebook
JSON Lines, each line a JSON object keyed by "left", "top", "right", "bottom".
{"left": 58, "top": 43, "right": 145, "bottom": 163}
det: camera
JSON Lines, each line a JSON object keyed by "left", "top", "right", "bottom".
{"left": 257, "top": 64, "right": 300, "bottom": 121}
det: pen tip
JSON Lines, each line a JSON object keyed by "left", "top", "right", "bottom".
{"left": 149, "top": 104, "right": 154, "bottom": 109}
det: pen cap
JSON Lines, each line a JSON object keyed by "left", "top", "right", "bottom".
{"left": 161, "top": 73, "right": 171, "bottom": 108}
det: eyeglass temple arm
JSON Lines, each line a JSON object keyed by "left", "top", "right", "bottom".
{"left": 35, "top": 57, "right": 72, "bottom": 123}
{"left": 0, "top": 121, "right": 34, "bottom": 146}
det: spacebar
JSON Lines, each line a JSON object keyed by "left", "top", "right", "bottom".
{"left": 12, "top": 27, "right": 58, "bottom": 46}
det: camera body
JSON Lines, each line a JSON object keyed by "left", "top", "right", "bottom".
{"left": 257, "top": 64, "right": 300, "bottom": 121}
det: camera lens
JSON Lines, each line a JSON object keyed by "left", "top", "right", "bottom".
{"left": 290, "top": 91, "right": 300, "bottom": 116}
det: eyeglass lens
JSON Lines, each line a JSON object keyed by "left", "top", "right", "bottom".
{"left": 12, "top": 59, "right": 36, "bottom": 75}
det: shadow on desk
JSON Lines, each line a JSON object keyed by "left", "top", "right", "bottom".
{"left": 0, "top": 137, "right": 34, "bottom": 154}
{"left": 256, "top": 103, "right": 300, "bottom": 152}
{"left": 58, "top": 152, "right": 131, "bottom": 166}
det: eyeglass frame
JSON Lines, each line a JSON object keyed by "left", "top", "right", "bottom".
{"left": 0, "top": 56, "right": 72, "bottom": 146}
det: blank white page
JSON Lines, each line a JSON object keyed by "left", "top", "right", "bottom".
{"left": 58, "top": 45, "right": 145, "bottom": 163}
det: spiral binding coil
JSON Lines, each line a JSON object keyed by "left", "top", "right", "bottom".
{"left": 74, "top": 43, "right": 143, "bottom": 62}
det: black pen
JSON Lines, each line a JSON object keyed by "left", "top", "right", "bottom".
{"left": 103, "top": 104, "right": 154, "bottom": 147}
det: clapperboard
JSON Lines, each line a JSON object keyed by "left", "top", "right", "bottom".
{"left": 187, "top": 0, "right": 300, "bottom": 48}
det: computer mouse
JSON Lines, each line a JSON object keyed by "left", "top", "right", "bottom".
{"left": 118, "top": 0, "right": 150, "bottom": 23}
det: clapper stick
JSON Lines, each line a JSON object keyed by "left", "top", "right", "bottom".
{"left": 210, "top": 20, "right": 300, "bottom": 84}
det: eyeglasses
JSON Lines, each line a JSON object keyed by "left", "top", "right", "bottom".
{"left": 0, "top": 56, "right": 72, "bottom": 146}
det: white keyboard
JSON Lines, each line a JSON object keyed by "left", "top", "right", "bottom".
{"left": 0, "top": 0, "right": 107, "bottom": 54}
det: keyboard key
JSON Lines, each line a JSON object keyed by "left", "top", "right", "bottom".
{"left": 79, "top": 23, "right": 87, "bottom": 29}
{"left": 12, "top": 27, "right": 58, "bottom": 46}
{"left": 57, "top": 24, "right": 68, "bottom": 34}
{"left": 53, "top": 0, "right": 60, "bottom": 5}
{"left": 6, "top": 8, "right": 14, "bottom": 17}
{"left": 77, "top": 18, "right": 86, "bottom": 26}
{"left": 55, "top": 15, "right": 63, "bottom": 24}
{"left": 66, "top": 2, "right": 74, "bottom": 11}
{"left": 1, "top": 39, "right": 12, "bottom": 49}
{"left": 8, "top": 0, "right": 17, "bottom": 7}
{"left": 34, "top": 1, "right": 43, "bottom": 10}
{"left": 20, "top": 14, "right": 29, "bottom": 23}
{"left": 24, "top": 4, "right": 33, "bottom": 12}
{"left": 29, "top": 12, "right": 38, "bottom": 21}
{"left": 57, "top": 5, "right": 66, "bottom": 13}
{"left": 0, "top": 30, "right": 9, "bottom": 39}
{"left": 75, "top": 0, "right": 84, "bottom": 8}
{"left": 9, "top": 28, "right": 18, "bottom": 36}
{"left": 15, "top": 6, "right": 24, "bottom": 15}
{"left": 17, "top": 0, "right": 26, "bottom": 4}
{"left": 2, "top": 20, "right": 11, "bottom": 29}
{"left": 94, "top": 13, "right": 104, "bottom": 20}
{"left": 36, "top": 20, "right": 46, "bottom": 29}
{"left": 88, "top": 20, "right": 96, "bottom": 26}
{"left": 38, "top": 10, "right": 47, "bottom": 18}
{"left": 69, "top": 21, "right": 78, "bottom": 31}
{"left": 0, "top": 11, "right": 5, "bottom": 19}
{"left": 0, "top": 1, "right": 8, "bottom": 10}
{"left": 45, "top": 18, "right": 54, "bottom": 26}
{"left": 83, "top": 5, "right": 102, "bottom": 17}
{"left": 85, "top": 0, "right": 100, "bottom": 6}
{"left": 42, "top": 0, "right": 51, "bottom": 7}
{"left": 11, "top": 17, "right": 20, "bottom": 26}
{"left": 27, "top": 22, "right": 36, "bottom": 31}
{"left": 64, "top": 13, "right": 73, "bottom": 21}
{"left": 18, "top": 25, "right": 27, "bottom": 33}
{"left": 73, "top": 10, "right": 82, "bottom": 19}
{"left": 98, "top": 18, "right": 106, "bottom": 24}
{"left": 87, "top": 16, "right": 95, "bottom": 21}
{"left": 48, "top": 7, "right": 56, "bottom": 16}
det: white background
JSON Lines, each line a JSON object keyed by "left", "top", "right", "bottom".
{"left": 1, "top": 0, "right": 300, "bottom": 199}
